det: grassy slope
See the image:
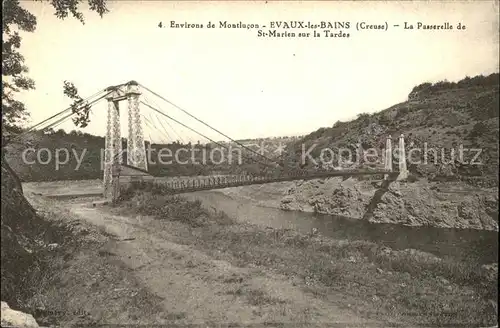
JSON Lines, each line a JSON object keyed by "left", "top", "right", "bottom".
{"left": 1, "top": 164, "right": 164, "bottom": 326}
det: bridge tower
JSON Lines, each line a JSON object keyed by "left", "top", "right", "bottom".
{"left": 103, "top": 81, "right": 148, "bottom": 200}
{"left": 126, "top": 82, "right": 148, "bottom": 171}
{"left": 397, "top": 134, "right": 409, "bottom": 180}
{"left": 384, "top": 136, "right": 392, "bottom": 180}
{"left": 357, "top": 138, "right": 364, "bottom": 167}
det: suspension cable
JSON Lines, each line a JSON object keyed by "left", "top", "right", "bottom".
{"left": 138, "top": 83, "right": 279, "bottom": 166}
{"left": 141, "top": 115, "right": 157, "bottom": 143}
{"left": 142, "top": 114, "right": 168, "bottom": 144}
{"left": 41, "top": 91, "right": 112, "bottom": 132}
{"left": 156, "top": 112, "right": 184, "bottom": 144}
{"left": 12, "top": 81, "right": 129, "bottom": 138}
{"left": 7, "top": 89, "right": 112, "bottom": 144}
{"left": 49, "top": 112, "right": 78, "bottom": 131}
{"left": 146, "top": 112, "right": 172, "bottom": 142}
{"left": 150, "top": 113, "right": 173, "bottom": 143}
{"left": 143, "top": 95, "right": 184, "bottom": 144}
{"left": 25, "top": 89, "right": 105, "bottom": 132}
{"left": 140, "top": 101, "right": 277, "bottom": 169}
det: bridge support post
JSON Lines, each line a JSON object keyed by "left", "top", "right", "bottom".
{"left": 126, "top": 81, "right": 148, "bottom": 171}
{"left": 103, "top": 81, "right": 149, "bottom": 200}
{"left": 397, "top": 134, "right": 409, "bottom": 181}
{"left": 357, "top": 138, "right": 364, "bottom": 167}
{"left": 103, "top": 98, "right": 113, "bottom": 198}
{"left": 104, "top": 95, "right": 122, "bottom": 199}
{"left": 384, "top": 136, "right": 392, "bottom": 180}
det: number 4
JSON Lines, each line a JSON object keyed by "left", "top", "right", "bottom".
{"left": 158, "top": 21, "right": 163, "bottom": 28}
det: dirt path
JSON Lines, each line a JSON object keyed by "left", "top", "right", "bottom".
{"left": 23, "top": 182, "right": 390, "bottom": 326}
{"left": 68, "top": 203, "right": 383, "bottom": 326}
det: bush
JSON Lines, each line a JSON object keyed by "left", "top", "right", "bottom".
{"left": 407, "top": 174, "right": 419, "bottom": 183}
{"left": 470, "top": 122, "right": 486, "bottom": 139}
{"left": 356, "top": 113, "right": 371, "bottom": 125}
{"left": 377, "top": 114, "right": 392, "bottom": 126}
{"left": 395, "top": 107, "right": 409, "bottom": 119}
{"left": 121, "top": 188, "right": 234, "bottom": 227}
{"left": 408, "top": 73, "right": 499, "bottom": 98}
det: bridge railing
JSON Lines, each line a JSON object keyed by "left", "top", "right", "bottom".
{"left": 120, "top": 168, "right": 392, "bottom": 195}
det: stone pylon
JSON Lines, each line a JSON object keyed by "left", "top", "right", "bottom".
{"left": 384, "top": 136, "right": 392, "bottom": 180}
{"left": 103, "top": 81, "right": 149, "bottom": 200}
{"left": 126, "top": 82, "right": 148, "bottom": 171}
{"left": 357, "top": 138, "right": 364, "bottom": 167}
{"left": 103, "top": 96, "right": 122, "bottom": 199}
{"left": 397, "top": 134, "right": 409, "bottom": 181}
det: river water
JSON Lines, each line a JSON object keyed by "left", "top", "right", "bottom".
{"left": 186, "top": 190, "right": 498, "bottom": 265}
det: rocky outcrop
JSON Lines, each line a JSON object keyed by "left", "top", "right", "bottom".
{"left": 370, "top": 183, "right": 499, "bottom": 230}
{"left": 1, "top": 161, "right": 44, "bottom": 311}
{"left": 1, "top": 301, "right": 39, "bottom": 328}
{"left": 280, "top": 177, "right": 499, "bottom": 231}
{"left": 280, "top": 178, "right": 373, "bottom": 218}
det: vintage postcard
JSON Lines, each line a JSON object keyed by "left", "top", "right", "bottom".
{"left": 1, "top": 1, "right": 498, "bottom": 327}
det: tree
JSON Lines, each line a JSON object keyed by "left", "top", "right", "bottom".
{"left": 63, "top": 80, "right": 92, "bottom": 128}
{"left": 2, "top": 0, "right": 109, "bottom": 131}
{"left": 356, "top": 112, "right": 371, "bottom": 125}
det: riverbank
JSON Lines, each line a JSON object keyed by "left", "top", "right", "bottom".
{"left": 217, "top": 177, "right": 499, "bottom": 231}
{"left": 19, "top": 182, "right": 388, "bottom": 327}
{"left": 115, "top": 189, "right": 498, "bottom": 327}
{"left": 9, "top": 180, "right": 499, "bottom": 326}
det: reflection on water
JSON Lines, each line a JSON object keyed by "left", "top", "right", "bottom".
{"left": 186, "top": 190, "right": 498, "bottom": 264}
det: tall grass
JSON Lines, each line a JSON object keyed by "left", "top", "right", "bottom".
{"left": 119, "top": 183, "right": 234, "bottom": 227}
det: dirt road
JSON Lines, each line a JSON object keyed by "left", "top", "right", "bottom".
{"left": 23, "top": 181, "right": 391, "bottom": 327}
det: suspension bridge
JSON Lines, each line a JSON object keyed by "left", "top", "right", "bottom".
{"left": 9, "top": 80, "right": 409, "bottom": 201}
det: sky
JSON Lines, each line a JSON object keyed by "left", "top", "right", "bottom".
{"left": 14, "top": 0, "right": 500, "bottom": 143}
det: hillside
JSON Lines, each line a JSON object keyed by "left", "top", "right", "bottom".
{"left": 261, "top": 73, "right": 499, "bottom": 230}
{"left": 284, "top": 73, "right": 499, "bottom": 187}
{"left": 4, "top": 130, "right": 105, "bottom": 181}
{"left": 5, "top": 126, "right": 298, "bottom": 181}
{"left": 5, "top": 73, "right": 499, "bottom": 186}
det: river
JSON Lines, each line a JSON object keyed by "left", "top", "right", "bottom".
{"left": 185, "top": 190, "right": 498, "bottom": 265}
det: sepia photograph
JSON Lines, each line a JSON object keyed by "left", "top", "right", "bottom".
{"left": 1, "top": 0, "right": 499, "bottom": 327}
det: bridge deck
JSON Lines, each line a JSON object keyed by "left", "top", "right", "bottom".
{"left": 122, "top": 169, "right": 394, "bottom": 194}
